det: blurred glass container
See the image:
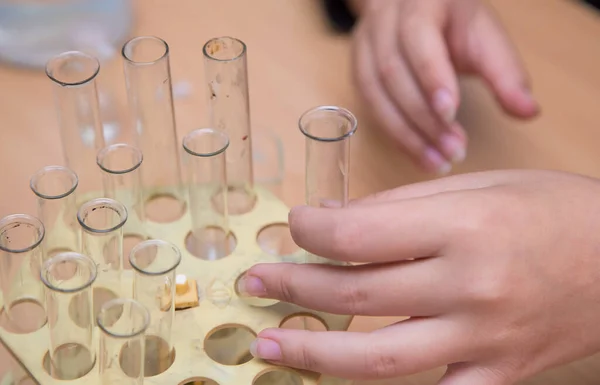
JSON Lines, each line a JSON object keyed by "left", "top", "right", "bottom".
{"left": 0, "top": 0, "right": 133, "bottom": 68}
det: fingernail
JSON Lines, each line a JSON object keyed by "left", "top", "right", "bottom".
{"left": 439, "top": 134, "right": 466, "bottom": 163}
{"left": 250, "top": 338, "right": 282, "bottom": 361}
{"left": 432, "top": 88, "right": 456, "bottom": 123}
{"left": 424, "top": 147, "right": 452, "bottom": 175}
{"left": 237, "top": 275, "right": 266, "bottom": 297}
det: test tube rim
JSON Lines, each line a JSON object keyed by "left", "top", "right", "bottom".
{"left": 128, "top": 239, "right": 182, "bottom": 276}
{"left": 76, "top": 198, "right": 128, "bottom": 235}
{"left": 96, "top": 143, "right": 144, "bottom": 175}
{"left": 45, "top": 51, "right": 100, "bottom": 87}
{"left": 40, "top": 252, "right": 98, "bottom": 294}
{"left": 298, "top": 105, "right": 358, "bottom": 143}
{"left": 29, "top": 165, "right": 79, "bottom": 200}
{"left": 202, "top": 36, "right": 247, "bottom": 63}
{"left": 182, "top": 127, "right": 230, "bottom": 158}
{"left": 121, "top": 35, "right": 169, "bottom": 66}
{"left": 0, "top": 214, "right": 45, "bottom": 254}
{"left": 96, "top": 298, "right": 150, "bottom": 339}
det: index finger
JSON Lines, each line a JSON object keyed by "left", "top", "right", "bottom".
{"left": 289, "top": 194, "right": 457, "bottom": 263}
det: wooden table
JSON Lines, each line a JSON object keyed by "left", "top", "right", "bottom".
{"left": 1, "top": 0, "right": 600, "bottom": 383}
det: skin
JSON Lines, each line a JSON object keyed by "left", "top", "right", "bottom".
{"left": 348, "top": 0, "right": 540, "bottom": 173}
{"left": 237, "top": 170, "right": 600, "bottom": 384}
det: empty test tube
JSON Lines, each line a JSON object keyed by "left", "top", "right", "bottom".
{"left": 182, "top": 128, "right": 233, "bottom": 260}
{"left": 77, "top": 198, "right": 127, "bottom": 311}
{"left": 97, "top": 143, "right": 145, "bottom": 229}
{"left": 45, "top": 51, "right": 106, "bottom": 199}
{"left": 129, "top": 239, "right": 181, "bottom": 376}
{"left": 41, "top": 252, "right": 97, "bottom": 380}
{"left": 97, "top": 298, "right": 150, "bottom": 385}
{"left": 122, "top": 36, "right": 185, "bottom": 222}
{"left": 0, "top": 214, "right": 46, "bottom": 333}
{"left": 203, "top": 36, "right": 256, "bottom": 215}
{"left": 299, "top": 106, "right": 357, "bottom": 262}
{"left": 30, "top": 165, "right": 80, "bottom": 258}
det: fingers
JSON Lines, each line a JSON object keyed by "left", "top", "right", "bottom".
{"left": 465, "top": 10, "right": 539, "bottom": 118}
{"left": 251, "top": 317, "right": 468, "bottom": 380}
{"left": 438, "top": 363, "right": 514, "bottom": 385}
{"left": 369, "top": 8, "right": 465, "bottom": 164}
{"left": 352, "top": 25, "right": 449, "bottom": 174}
{"left": 289, "top": 194, "right": 455, "bottom": 263}
{"left": 238, "top": 259, "right": 458, "bottom": 316}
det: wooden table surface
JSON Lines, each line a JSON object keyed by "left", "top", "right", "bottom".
{"left": 1, "top": 0, "right": 600, "bottom": 383}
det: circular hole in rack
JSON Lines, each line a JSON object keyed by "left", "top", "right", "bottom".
{"left": 68, "top": 287, "right": 120, "bottom": 328}
{"left": 185, "top": 227, "right": 237, "bottom": 260}
{"left": 0, "top": 299, "right": 46, "bottom": 334}
{"left": 179, "top": 378, "right": 220, "bottom": 385}
{"left": 280, "top": 313, "right": 328, "bottom": 332}
{"left": 123, "top": 234, "right": 147, "bottom": 269}
{"left": 256, "top": 223, "right": 299, "bottom": 256}
{"left": 212, "top": 187, "right": 257, "bottom": 216}
{"left": 204, "top": 324, "right": 256, "bottom": 365}
{"left": 145, "top": 194, "right": 186, "bottom": 223}
{"left": 120, "top": 335, "right": 175, "bottom": 377}
{"left": 253, "top": 369, "right": 304, "bottom": 385}
{"left": 18, "top": 377, "right": 36, "bottom": 385}
{"left": 234, "top": 271, "right": 280, "bottom": 308}
{"left": 42, "top": 343, "right": 95, "bottom": 380}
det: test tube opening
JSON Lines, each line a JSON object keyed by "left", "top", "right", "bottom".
{"left": 77, "top": 198, "right": 128, "bottom": 235}
{"left": 122, "top": 35, "right": 169, "bottom": 65}
{"left": 45, "top": 51, "right": 100, "bottom": 87}
{"left": 299, "top": 105, "right": 358, "bottom": 143}
{"left": 182, "top": 128, "right": 236, "bottom": 260}
{"left": 97, "top": 144, "right": 143, "bottom": 175}
{"left": 202, "top": 36, "right": 246, "bottom": 62}
{"left": 30, "top": 166, "right": 78, "bottom": 200}
{"left": 41, "top": 252, "right": 97, "bottom": 380}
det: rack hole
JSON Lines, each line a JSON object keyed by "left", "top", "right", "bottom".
{"left": 253, "top": 369, "right": 304, "bottom": 385}
{"left": 256, "top": 223, "right": 299, "bottom": 256}
{"left": 204, "top": 324, "right": 256, "bottom": 365}
{"left": 123, "top": 234, "right": 146, "bottom": 269}
{"left": 140, "top": 335, "right": 175, "bottom": 376}
{"left": 280, "top": 313, "right": 328, "bottom": 332}
{"left": 185, "top": 227, "right": 237, "bottom": 260}
{"left": 212, "top": 187, "right": 257, "bottom": 216}
{"left": 0, "top": 299, "right": 46, "bottom": 334}
{"left": 145, "top": 194, "right": 186, "bottom": 223}
{"left": 42, "top": 343, "right": 95, "bottom": 380}
{"left": 179, "top": 378, "right": 219, "bottom": 385}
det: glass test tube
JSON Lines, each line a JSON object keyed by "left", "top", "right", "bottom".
{"left": 129, "top": 239, "right": 181, "bottom": 376}
{"left": 0, "top": 214, "right": 46, "bottom": 333}
{"left": 97, "top": 298, "right": 150, "bottom": 385}
{"left": 46, "top": 51, "right": 106, "bottom": 199}
{"left": 30, "top": 165, "right": 80, "bottom": 258}
{"left": 97, "top": 143, "right": 145, "bottom": 228}
{"left": 182, "top": 128, "right": 233, "bottom": 260}
{"left": 203, "top": 36, "right": 256, "bottom": 215}
{"left": 299, "top": 106, "right": 357, "bottom": 262}
{"left": 41, "top": 252, "right": 97, "bottom": 380}
{"left": 122, "top": 36, "right": 185, "bottom": 222}
{"left": 77, "top": 198, "right": 127, "bottom": 311}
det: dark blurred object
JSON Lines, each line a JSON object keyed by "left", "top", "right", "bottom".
{"left": 584, "top": 0, "right": 600, "bottom": 10}
{"left": 321, "top": 0, "right": 356, "bottom": 33}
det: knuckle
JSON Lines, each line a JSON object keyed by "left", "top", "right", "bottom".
{"left": 276, "top": 267, "right": 299, "bottom": 304}
{"left": 330, "top": 219, "right": 362, "bottom": 258}
{"left": 364, "top": 341, "right": 399, "bottom": 379}
{"left": 297, "top": 343, "right": 319, "bottom": 371}
{"left": 335, "top": 277, "right": 368, "bottom": 315}
{"left": 377, "top": 56, "right": 401, "bottom": 80}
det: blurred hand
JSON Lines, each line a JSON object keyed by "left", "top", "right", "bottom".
{"left": 349, "top": 0, "right": 539, "bottom": 173}
{"left": 238, "top": 170, "right": 600, "bottom": 384}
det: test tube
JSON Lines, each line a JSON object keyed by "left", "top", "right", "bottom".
{"left": 299, "top": 106, "right": 357, "bottom": 263}
{"left": 97, "top": 143, "right": 145, "bottom": 229}
{"left": 41, "top": 252, "right": 97, "bottom": 380}
{"left": 129, "top": 239, "right": 181, "bottom": 376}
{"left": 45, "top": 51, "right": 106, "bottom": 199}
{"left": 203, "top": 36, "right": 256, "bottom": 215}
{"left": 182, "top": 128, "right": 233, "bottom": 260}
{"left": 0, "top": 214, "right": 46, "bottom": 333}
{"left": 97, "top": 298, "right": 150, "bottom": 385}
{"left": 30, "top": 165, "right": 80, "bottom": 258}
{"left": 77, "top": 198, "right": 127, "bottom": 312}
{"left": 122, "top": 36, "right": 185, "bottom": 223}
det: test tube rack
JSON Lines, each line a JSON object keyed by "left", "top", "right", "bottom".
{"left": 0, "top": 185, "right": 354, "bottom": 385}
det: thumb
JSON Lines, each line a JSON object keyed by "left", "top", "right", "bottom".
{"left": 437, "top": 363, "right": 513, "bottom": 385}
{"left": 452, "top": 8, "right": 540, "bottom": 119}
